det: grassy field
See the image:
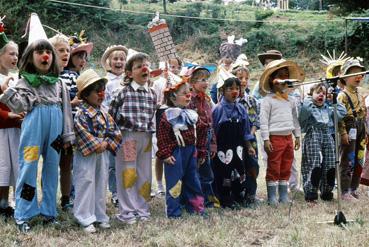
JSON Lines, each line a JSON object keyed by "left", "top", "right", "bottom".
{"left": 2, "top": 147, "right": 369, "bottom": 247}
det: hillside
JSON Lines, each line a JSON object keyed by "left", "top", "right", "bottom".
{"left": 2, "top": 0, "right": 369, "bottom": 79}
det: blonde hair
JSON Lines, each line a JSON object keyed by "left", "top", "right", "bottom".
{"left": 49, "top": 34, "right": 69, "bottom": 47}
{"left": 0, "top": 41, "right": 18, "bottom": 56}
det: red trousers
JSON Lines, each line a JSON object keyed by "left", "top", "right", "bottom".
{"left": 266, "top": 135, "right": 294, "bottom": 182}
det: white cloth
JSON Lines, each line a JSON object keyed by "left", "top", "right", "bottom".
{"left": 73, "top": 150, "right": 109, "bottom": 226}
{"left": 0, "top": 128, "right": 20, "bottom": 186}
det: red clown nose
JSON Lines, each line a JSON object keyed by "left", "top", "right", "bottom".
{"left": 231, "top": 92, "right": 238, "bottom": 98}
{"left": 141, "top": 67, "right": 149, "bottom": 73}
{"left": 97, "top": 91, "right": 105, "bottom": 99}
{"left": 185, "top": 93, "right": 191, "bottom": 99}
{"left": 42, "top": 55, "right": 49, "bottom": 61}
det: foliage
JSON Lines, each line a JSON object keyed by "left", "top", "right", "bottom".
{"left": 254, "top": 9, "right": 274, "bottom": 28}
{"left": 326, "top": 0, "right": 369, "bottom": 13}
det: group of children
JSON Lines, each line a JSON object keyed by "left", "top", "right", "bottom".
{"left": 0, "top": 13, "right": 368, "bottom": 234}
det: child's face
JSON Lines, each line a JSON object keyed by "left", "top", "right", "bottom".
{"left": 85, "top": 84, "right": 106, "bottom": 108}
{"left": 223, "top": 82, "right": 240, "bottom": 103}
{"left": 191, "top": 73, "right": 209, "bottom": 93}
{"left": 71, "top": 51, "right": 87, "bottom": 72}
{"left": 54, "top": 43, "right": 70, "bottom": 69}
{"left": 312, "top": 86, "right": 326, "bottom": 106}
{"left": 109, "top": 52, "right": 126, "bottom": 76}
{"left": 168, "top": 59, "right": 181, "bottom": 75}
{"left": 271, "top": 67, "right": 289, "bottom": 93}
{"left": 128, "top": 59, "right": 150, "bottom": 85}
{"left": 0, "top": 44, "right": 18, "bottom": 71}
{"left": 33, "top": 49, "right": 53, "bottom": 74}
{"left": 344, "top": 67, "right": 364, "bottom": 89}
{"left": 236, "top": 70, "right": 249, "bottom": 95}
{"left": 172, "top": 84, "right": 192, "bottom": 108}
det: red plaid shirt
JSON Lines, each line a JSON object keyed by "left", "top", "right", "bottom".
{"left": 188, "top": 92, "right": 217, "bottom": 152}
{"left": 156, "top": 112, "right": 207, "bottom": 160}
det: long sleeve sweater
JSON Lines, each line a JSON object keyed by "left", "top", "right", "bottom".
{"left": 260, "top": 93, "right": 301, "bottom": 141}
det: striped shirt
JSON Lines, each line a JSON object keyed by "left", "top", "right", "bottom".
{"left": 60, "top": 69, "right": 79, "bottom": 116}
{"left": 109, "top": 81, "right": 157, "bottom": 132}
{"left": 74, "top": 102, "right": 122, "bottom": 156}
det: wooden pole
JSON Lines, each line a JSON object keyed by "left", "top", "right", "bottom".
{"left": 163, "top": 0, "right": 167, "bottom": 14}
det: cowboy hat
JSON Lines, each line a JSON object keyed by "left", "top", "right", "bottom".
{"left": 76, "top": 69, "right": 107, "bottom": 98}
{"left": 259, "top": 59, "right": 305, "bottom": 95}
{"left": 100, "top": 45, "right": 128, "bottom": 71}
{"left": 257, "top": 50, "right": 283, "bottom": 66}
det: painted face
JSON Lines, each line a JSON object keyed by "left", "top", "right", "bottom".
{"left": 271, "top": 67, "right": 289, "bottom": 93}
{"left": 54, "top": 43, "right": 70, "bottom": 69}
{"left": 223, "top": 82, "right": 240, "bottom": 102}
{"left": 71, "top": 51, "right": 87, "bottom": 72}
{"left": 0, "top": 44, "right": 18, "bottom": 72}
{"left": 33, "top": 49, "right": 53, "bottom": 74}
{"left": 344, "top": 67, "right": 364, "bottom": 89}
{"left": 312, "top": 86, "right": 326, "bottom": 106}
{"left": 236, "top": 70, "right": 249, "bottom": 95}
{"left": 128, "top": 59, "right": 150, "bottom": 85}
{"left": 172, "top": 84, "right": 192, "bottom": 108}
{"left": 168, "top": 58, "right": 181, "bottom": 75}
{"left": 85, "top": 84, "right": 106, "bottom": 108}
{"left": 191, "top": 74, "right": 209, "bottom": 93}
{"left": 109, "top": 52, "right": 126, "bottom": 76}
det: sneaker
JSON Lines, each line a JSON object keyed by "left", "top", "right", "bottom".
{"left": 111, "top": 196, "right": 119, "bottom": 208}
{"left": 0, "top": 206, "right": 14, "bottom": 218}
{"left": 83, "top": 224, "right": 97, "bottom": 233}
{"left": 97, "top": 222, "right": 111, "bottom": 229}
{"left": 351, "top": 190, "right": 359, "bottom": 199}
{"left": 17, "top": 222, "right": 31, "bottom": 233}
{"left": 341, "top": 192, "right": 358, "bottom": 201}
{"left": 139, "top": 216, "right": 150, "bottom": 222}
{"left": 150, "top": 190, "right": 157, "bottom": 198}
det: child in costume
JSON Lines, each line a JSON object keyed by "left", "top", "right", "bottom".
{"left": 101, "top": 45, "right": 128, "bottom": 207}
{"left": 212, "top": 77, "right": 255, "bottom": 208}
{"left": 337, "top": 59, "right": 367, "bottom": 201}
{"left": 187, "top": 66, "right": 218, "bottom": 208}
{"left": 0, "top": 19, "right": 21, "bottom": 218}
{"left": 73, "top": 69, "right": 122, "bottom": 233}
{"left": 259, "top": 59, "right": 303, "bottom": 206}
{"left": 110, "top": 52, "right": 157, "bottom": 224}
{"left": 232, "top": 65, "right": 260, "bottom": 205}
{"left": 49, "top": 33, "right": 74, "bottom": 211}
{"left": 0, "top": 13, "right": 74, "bottom": 232}
{"left": 152, "top": 56, "right": 182, "bottom": 196}
{"left": 299, "top": 83, "right": 346, "bottom": 202}
{"left": 156, "top": 80, "right": 206, "bottom": 217}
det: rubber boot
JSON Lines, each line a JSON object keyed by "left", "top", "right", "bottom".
{"left": 278, "top": 180, "right": 289, "bottom": 204}
{"left": 267, "top": 182, "right": 278, "bottom": 206}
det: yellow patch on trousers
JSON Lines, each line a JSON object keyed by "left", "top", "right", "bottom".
{"left": 122, "top": 168, "right": 137, "bottom": 189}
{"left": 169, "top": 180, "right": 182, "bottom": 198}
{"left": 24, "top": 146, "right": 39, "bottom": 163}
{"left": 139, "top": 181, "right": 151, "bottom": 201}
{"left": 143, "top": 138, "right": 152, "bottom": 153}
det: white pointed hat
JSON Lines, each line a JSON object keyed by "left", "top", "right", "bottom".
{"left": 27, "top": 13, "right": 48, "bottom": 45}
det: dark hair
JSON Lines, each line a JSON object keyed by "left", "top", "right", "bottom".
{"left": 66, "top": 50, "right": 87, "bottom": 70}
{"left": 163, "top": 81, "right": 189, "bottom": 107}
{"left": 80, "top": 79, "right": 106, "bottom": 100}
{"left": 190, "top": 68, "right": 210, "bottom": 84}
{"left": 124, "top": 52, "right": 149, "bottom": 82}
{"left": 308, "top": 82, "right": 327, "bottom": 96}
{"left": 19, "top": 39, "right": 60, "bottom": 75}
{"left": 220, "top": 77, "right": 241, "bottom": 95}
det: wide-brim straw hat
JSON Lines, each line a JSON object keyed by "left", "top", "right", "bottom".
{"left": 76, "top": 69, "right": 107, "bottom": 98}
{"left": 257, "top": 50, "right": 283, "bottom": 66}
{"left": 71, "top": 42, "right": 93, "bottom": 56}
{"left": 340, "top": 59, "right": 365, "bottom": 76}
{"left": 260, "top": 59, "right": 305, "bottom": 96}
{"left": 100, "top": 45, "right": 128, "bottom": 71}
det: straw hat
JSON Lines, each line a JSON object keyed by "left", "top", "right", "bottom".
{"left": 100, "top": 45, "right": 128, "bottom": 71}
{"left": 257, "top": 50, "right": 283, "bottom": 66}
{"left": 259, "top": 59, "right": 305, "bottom": 95}
{"left": 76, "top": 69, "right": 107, "bottom": 98}
{"left": 69, "top": 30, "right": 93, "bottom": 56}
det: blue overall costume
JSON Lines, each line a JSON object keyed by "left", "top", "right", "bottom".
{"left": 156, "top": 108, "right": 205, "bottom": 218}
{"left": 0, "top": 73, "right": 74, "bottom": 224}
{"left": 212, "top": 98, "right": 253, "bottom": 208}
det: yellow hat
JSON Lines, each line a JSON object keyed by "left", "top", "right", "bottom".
{"left": 259, "top": 59, "right": 305, "bottom": 95}
{"left": 76, "top": 69, "right": 107, "bottom": 98}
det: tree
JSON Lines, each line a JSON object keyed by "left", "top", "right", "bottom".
{"left": 326, "top": 0, "right": 369, "bottom": 13}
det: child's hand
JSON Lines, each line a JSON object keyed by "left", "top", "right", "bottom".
{"left": 264, "top": 140, "right": 273, "bottom": 154}
{"left": 96, "top": 141, "right": 108, "bottom": 153}
{"left": 8, "top": 112, "right": 23, "bottom": 120}
{"left": 71, "top": 96, "right": 83, "bottom": 107}
{"left": 248, "top": 147, "right": 256, "bottom": 157}
{"left": 1, "top": 76, "right": 13, "bottom": 93}
{"left": 294, "top": 137, "right": 300, "bottom": 150}
{"left": 341, "top": 133, "right": 349, "bottom": 145}
{"left": 210, "top": 151, "right": 216, "bottom": 159}
{"left": 198, "top": 158, "right": 205, "bottom": 166}
{"left": 63, "top": 142, "right": 72, "bottom": 149}
{"left": 251, "top": 126, "right": 257, "bottom": 136}
{"left": 164, "top": 156, "right": 176, "bottom": 165}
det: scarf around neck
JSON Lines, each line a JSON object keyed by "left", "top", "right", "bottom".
{"left": 21, "top": 71, "right": 59, "bottom": 88}
{"left": 165, "top": 107, "right": 198, "bottom": 130}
